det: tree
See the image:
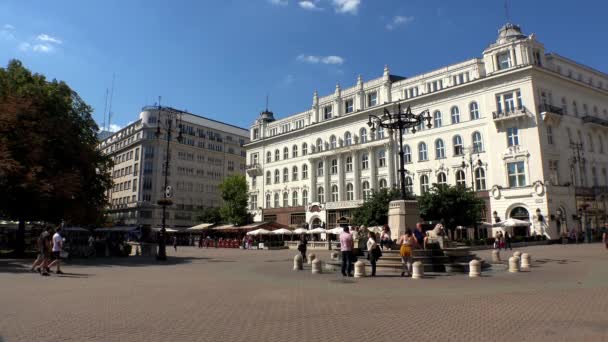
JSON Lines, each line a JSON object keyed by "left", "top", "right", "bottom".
{"left": 0, "top": 60, "right": 113, "bottom": 255}
{"left": 351, "top": 188, "right": 414, "bottom": 227}
{"left": 417, "top": 184, "right": 484, "bottom": 236}
{"left": 218, "top": 174, "right": 249, "bottom": 226}
{"left": 195, "top": 206, "right": 222, "bottom": 224}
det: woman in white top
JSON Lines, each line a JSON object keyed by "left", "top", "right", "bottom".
{"left": 366, "top": 232, "right": 379, "bottom": 277}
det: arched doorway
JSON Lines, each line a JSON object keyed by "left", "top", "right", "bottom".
{"left": 510, "top": 206, "right": 530, "bottom": 236}
{"left": 556, "top": 206, "right": 566, "bottom": 236}
{"left": 311, "top": 218, "right": 322, "bottom": 228}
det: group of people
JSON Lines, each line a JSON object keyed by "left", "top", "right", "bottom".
{"left": 31, "top": 226, "right": 64, "bottom": 276}
{"left": 493, "top": 231, "right": 513, "bottom": 250}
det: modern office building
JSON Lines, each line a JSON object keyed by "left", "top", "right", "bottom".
{"left": 99, "top": 106, "right": 249, "bottom": 228}
{"left": 245, "top": 23, "right": 608, "bottom": 238}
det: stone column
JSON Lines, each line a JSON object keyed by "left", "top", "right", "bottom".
{"left": 310, "top": 158, "right": 317, "bottom": 202}
{"left": 338, "top": 153, "right": 345, "bottom": 201}
{"left": 386, "top": 134, "right": 395, "bottom": 188}
{"left": 368, "top": 146, "right": 377, "bottom": 191}
{"left": 352, "top": 150, "right": 360, "bottom": 200}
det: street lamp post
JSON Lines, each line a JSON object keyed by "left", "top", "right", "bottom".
{"left": 461, "top": 147, "right": 483, "bottom": 191}
{"left": 155, "top": 105, "right": 183, "bottom": 261}
{"left": 367, "top": 103, "right": 431, "bottom": 200}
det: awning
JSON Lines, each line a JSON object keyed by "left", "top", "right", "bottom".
{"left": 272, "top": 228, "right": 293, "bottom": 235}
{"left": 187, "top": 223, "right": 215, "bottom": 231}
{"left": 246, "top": 229, "right": 272, "bottom": 236}
{"left": 152, "top": 227, "right": 179, "bottom": 233}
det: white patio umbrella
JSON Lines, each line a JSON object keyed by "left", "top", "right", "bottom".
{"left": 307, "top": 227, "right": 326, "bottom": 234}
{"left": 502, "top": 218, "right": 532, "bottom": 227}
{"left": 246, "top": 228, "right": 271, "bottom": 236}
{"left": 293, "top": 228, "right": 308, "bottom": 234}
{"left": 367, "top": 226, "right": 383, "bottom": 233}
{"left": 272, "top": 228, "right": 293, "bottom": 235}
{"left": 327, "top": 227, "right": 344, "bottom": 234}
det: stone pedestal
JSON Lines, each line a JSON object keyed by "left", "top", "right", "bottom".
{"left": 491, "top": 250, "right": 501, "bottom": 263}
{"left": 330, "top": 251, "right": 339, "bottom": 261}
{"left": 354, "top": 261, "right": 366, "bottom": 278}
{"left": 293, "top": 254, "right": 303, "bottom": 271}
{"left": 509, "top": 256, "right": 520, "bottom": 273}
{"left": 311, "top": 259, "right": 322, "bottom": 274}
{"left": 412, "top": 261, "right": 424, "bottom": 279}
{"left": 388, "top": 200, "right": 420, "bottom": 241}
{"left": 307, "top": 253, "right": 316, "bottom": 265}
{"left": 513, "top": 251, "right": 522, "bottom": 258}
{"left": 469, "top": 259, "right": 481, "bottom": 277}
{"left": 520, "top": 253, "right": 531, "bottom": 271}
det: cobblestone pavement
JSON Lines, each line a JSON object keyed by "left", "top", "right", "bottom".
{"left": 1, "top": 244, "right": 608, "bottom": 342}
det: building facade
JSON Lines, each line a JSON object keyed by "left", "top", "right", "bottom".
{"left": 99, "top": 106, "right": 249, "bottom": 228}
{"left": 245, "top": 24, "right": 608, "bottom": 238}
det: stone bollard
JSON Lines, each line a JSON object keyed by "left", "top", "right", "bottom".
{"left": 354, "top": 260, "right": 366, "bottom": 278}
{"left": 508, "top": 256, "right": 520, "bottom": 273}
{"left": 491, "top": 250, "right": 501, "bottom": 263}
{"left": 412, "top": 261, "right": 424, "bottom": 279}
{"left": 330, "top": 251, "right": 339, "bottom": 261}
{"left": 469, "top": 259, "right": 481, "bottom": 278}
{"left": 513, "top": 251, "right": 522, "bottom": 258}
{"left": 293, "top": 254, "right": 303, "bottom": 271}
{"left": 520, "top": 253, "right": 531, "bottom": 271}
{"left": 312, "top": 259, "right": 322, "bottom": 274}
{"left": 307, "top": 253, "right": 316, "bottom": 265}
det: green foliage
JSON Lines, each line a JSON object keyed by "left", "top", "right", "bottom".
{"left": 195, "top": 206, "right": 222, "bottom": 224}
{"left": 218, "top": 174, "right": 249, "bottom": 226}
{"left": 417, "top": 184, "right": 484, "bottom": 232}
{"left": 351, "top": 188, "right": 413, "bottom": 226}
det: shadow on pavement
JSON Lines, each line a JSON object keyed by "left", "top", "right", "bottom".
{"left": 64, "top": 256, "right": 213, "bottom": 267}
{"left": 534, "top": 258, "right": 580, "bottom": 265}
{"left": 0, "top": 259, "right": 33, "bottom": 274}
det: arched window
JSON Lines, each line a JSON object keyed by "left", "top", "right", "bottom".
{"left": 361, "top": 153, "right": 369, "bottom": 169}
{"left": 405, "top": 176, "right": 413, "bottom": 194}
{"left": 433, "top": 110, "right": 442, "bottom": 128}
{"left": 469, "top": 102, "right": 480, "bottom": 120}
{"left": 302, "top": 164, "right": 308, "bottom": 179}
{"left": 453, "top": 135, "right": 463, "bottom": 156}
{"left": 475, "top": 168, "right": 486, "bottom": 190}
{"left": 292, "top": 191, "right": 298, "bottom": 206}
{"left": 266, "top": 151, "right": 272, "bottom": 163}
{"left": 360, "top": 128, "right": 368, "bottom": 143}
{"left": 599, "top": 135, "right": 604, "bottom": 154}
{"left": 317, "top": 187, "right": 325, "bottom": 203}
{"left": 378, "top": 149, "right": 386, "bottom": 167}
{"left": 265, "top": 194, "right": 271, "bottom": 208}
{"left": 435, "top": 139, "right": 445, "bottom": 159}
{"left": 266, "top": 171, "right": 271, "bottom": 185}
{"left": 292, "top": 145, "right": 298, "bottom": 158}
{"left": 418, "top": 142, "right": 428, "bottom": 161}
{"left": 561, "top": 97, "right": 568, "bottom": 114}
{"left": 274, "top": 170, "right": 280, "bottom": 183}
{"left": 420, "top": 175, "right": 429, "bottom": 194}
{"left": 472, "top": 132, "right": 483, "bottom": 153}
{"left": 456, "top": 170, "right": 466, "bottom": 187}
{"left": 274, "top": 193, "right": 279, "bottom": 207}
{"left": 275, "top": 149, "right": 280, "bottom": 161}
{"left": 404, "top": 145, "right": 412, "bottom": 163}
{"left": 573, "top": 101, "right": 578, "bottom": 116}
{"left": 379, "top": 179, "right": 388, "bottom": 189}
{"left": 292, "top": 166, "right": 298, "bottom": 181}
{"left": 283, "top": 168, "right": 289, "bottom": 182}
{"left": 331, "top": 159, "right": 338, "bottom": 174}
{"left": 377, "top": 126, "right": 385, "bottom": 139}
{"left": 283, "top": 147, "right": 289, "bottom": 160}
{"left": 330, "top": 135, "right": 337, "bottom": 149}
{"left": 331, "top": 185, "right": 339, "bottom": 202}
{"left": 346, "top": 156, "right": 353, "bottom": 172}
{"left": 316, "top": 138, "right": 323, "bottom": 152}
{"left": 283, "top": 192, "right": 289, "bottom": 207}
{"left": 344, "top": 132, "right": 352, "bottom": 146}
{"left": 362, "top": 181, "right": 371, "bottom": 200}
{"left": 302, "top": 190, "right": 308, "bottom": 205}
{"left": 317, "top": 161, "right": 324, "bottom": 176}
{"left": 346, "top": 183, "right": 354, "bottom": 200}
{"left": 451, "top": 106, "right": 460, "bottom": 124}
{"left": 437, "top": 172, "right": 447, "bottom": 186}
{"left": 302, "top": 143, "right": 308, "bottom": 156}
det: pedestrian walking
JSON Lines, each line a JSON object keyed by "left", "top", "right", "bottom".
{"left": 366, "top": 232, "right": 381, "bottom": 277}
{"left": 380, "top": 225, "right": 391, "bottom": 250}
{"left": 413, "top": 223, "right": 425, "bottom": 249}
{"left": 31, "top": 227, "right": 50, "bottom": 273}
{"left": 339, "top": 226, "right": 354, "bottom": 277}
{"left": 47, "top": 227, "right": 64, "bottom": 275}
{"left": 173, "top": 235, "right": 178, "bottom": 252}
{"left": 398, "top": 229, "right": 415, "bottom": 277}
{"left": 504, "top": 232, "right": 512, "bottom": 250}
{"left": 602, "top": 223, "right": 608, "bottom": 250}
{"left": 297, "top": 235, "right": 307, "bottom": 263}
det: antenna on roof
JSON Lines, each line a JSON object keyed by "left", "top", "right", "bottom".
{"left": 265, "top": 94, "right": 269, "bottom": 112}
{"left": 504, "top": 0, "right": 511, "bottom": 22}
{"left": 107, "top": 73, "right": 115, "bottom": 131}
{"left": 102, "top": 88, "right": 108, "bottom": 131}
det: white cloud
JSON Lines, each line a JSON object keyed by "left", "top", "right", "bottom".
{"left": 0, "top": 24, "right": 16, "bottom": 40}
{"left": 108, "top": 124, "right": 122, "bottom": 132}
{"left": 18, "top": 42, "right": 31, "bottom": 51}
{"left": 386, "top": 15, "right": 414, "bottom": 30}
{"left": 299, "top": 1, "right": 322, "bottom": 11}
{"left": 33, "top": 44, "right": 53, "bottom": 53}
{"left": 268, "top": 0, "right": 288, "bottom": 5}
{"left": 332, "top": 0, "right": 360, "bottom": 15}
{"left": 36, "top": 34, "right": 62, "bottom": 44}
{"left": 3, "top": 24, "right": 15, "bottom": 30}
{"left": 297, "top": 54, "right": 344, "bottom": 65}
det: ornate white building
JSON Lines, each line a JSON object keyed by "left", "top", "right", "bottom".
{"left": 245, "top": 24, "right": 608, "bottom": 238}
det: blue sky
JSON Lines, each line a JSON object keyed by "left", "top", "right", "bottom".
{"left": 1, "top": 0, "right": 607, "bottom": 131}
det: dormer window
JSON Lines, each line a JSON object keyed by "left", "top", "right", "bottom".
{"left": 253, "top": 128, "right": 259, "bottom": 140}
{"left": 367, "top": 92, "right": 377, "bottom": 107}
{"left": 497, "top": 51, "right": 511, "bottom": 70}
{"left": 533, "top": 50, "right": 542, "bottom": 66}
{"left": 344, "top": 99, "right": 354, "bottom": 113}
{"left": 323, "top": 105, "right": 333, "bottom": 120}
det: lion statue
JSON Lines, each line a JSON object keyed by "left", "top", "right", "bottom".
{"left": 425, "top": 224, "right": 447, "bottom": 249}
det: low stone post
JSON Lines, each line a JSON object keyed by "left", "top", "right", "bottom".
{"left": 307, "top": 253, "right": 316, "bottom": 265}
{"left": 312, "top": 259, "right": 322, "bottom": 274}
{"left": 354, "top": 260, "right": 366, "bottom": 278}
{"left": 293, "top": 254, "right": 303, "bottom": 271}
{"left": 330, "top": 251, "right": 339, "bottom": 261}
{"left": 508, "top": 256, "right": 520, "bottom": 273}
{"left": 513, "top": 251, "right": 522, "bottom": 258}
{"left": 412, "top": 261, "right": 424, "bottom": 279}
{"left": 491, "top": 250, "right": 501, "bottom": 263}
{"left": 469, "top": 259, "right": 481, "bottom": 278}
{"left": 520, "top": 253, "right": 531, "bottom": 271}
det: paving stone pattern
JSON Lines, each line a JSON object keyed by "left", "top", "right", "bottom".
{"left": 1, "top": 244, "right": 608, "bottom": 342}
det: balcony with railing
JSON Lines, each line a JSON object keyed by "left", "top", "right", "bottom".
{"left": 492, "top": 106, "right": 529, "bottom": 122}
{"left": 246, "top": 163, "right": 263, "bottom": 176}
{"left": 539, "top": 104, "right": 564, "bottom": 125}
{"left": 581, "top": 115, "right": 608, "bottom": 128}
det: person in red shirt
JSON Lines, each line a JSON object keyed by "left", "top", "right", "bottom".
{"left": 339, "top": 226, "right": 354, "bottom": 277}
